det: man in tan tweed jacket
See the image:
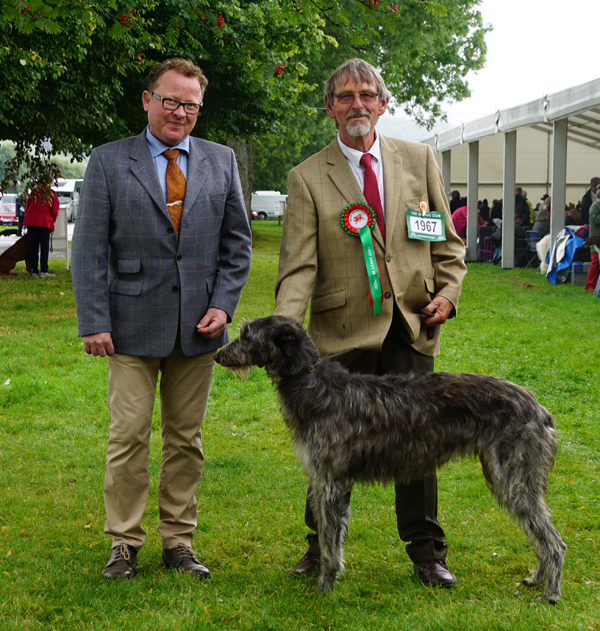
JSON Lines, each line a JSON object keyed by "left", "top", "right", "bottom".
{"left": 273, "top": 59, "right": 467, "bottom": 587}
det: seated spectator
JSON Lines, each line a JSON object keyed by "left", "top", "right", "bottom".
{"left": 489, "top": 199, "right": 503, "bottom": 224}
{"left": 532, "top": 207, "right": 550, "bottom": 237}
{"left": 565, "top": 208, "right": 580, "bottom": 226}
{"left": 449, "top": 190, "right": 462, "bottom": 214}
{"left": 451, "top": 205, "right": 467, "bottom": 243}
{"left": 478, "top": 199, "right": 490, "bottom": 223}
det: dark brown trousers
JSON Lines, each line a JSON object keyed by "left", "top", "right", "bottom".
{"left": 303, "top": 314, "right": 447, "bottom": 564}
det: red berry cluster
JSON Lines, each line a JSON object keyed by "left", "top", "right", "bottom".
{"left": 20, "top": 2, "right": 28, "bottom": 14}
{"left": 119, "top": 10, "right": 136, "bottom": 23}
{"left": 390, "top": 3, "right": 398, "bottom": 10}
{"left": 275, "top": 64, "right": 285, "bottom": 75}
{"left": 217, "top": 12, "right": 224, "bottom": 28}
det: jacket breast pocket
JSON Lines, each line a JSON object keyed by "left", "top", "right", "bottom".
{"left": 110, "top": 278, "right": 143, "bottom": 296}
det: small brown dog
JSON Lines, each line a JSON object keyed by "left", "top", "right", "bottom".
{"left": 0, "top": 235, "right": 31, "bottom": 274}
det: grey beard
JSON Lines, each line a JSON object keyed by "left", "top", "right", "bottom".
{"left": 346, "top": 120, "right": 371, "bottom": 137}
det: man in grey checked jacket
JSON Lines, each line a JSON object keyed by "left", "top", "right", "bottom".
{"left": 72, "top": 58, "right": 252, "bottom": 580}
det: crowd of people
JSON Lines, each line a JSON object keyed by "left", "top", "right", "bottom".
{"left": 449, "top": 177, "right": 600, "bottom": 290}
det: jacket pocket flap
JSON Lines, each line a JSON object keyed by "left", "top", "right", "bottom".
{"left": 118, "top": 259, "right": 141, "bottom": 274}
{"left": 110, "top": 279, "right": 143, "bottom": 296}
{"left": 311, "top": 290, "right": 346, "bottom": 314}
{"left": 424, "top": 277, "right": 436, "bottom": 294}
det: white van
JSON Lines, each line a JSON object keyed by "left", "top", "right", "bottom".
{"left": 52, "top": 178, "right": 83, "bottom": 222}
{"left": 251, "top": 191, "right": 287, "bottom": 219}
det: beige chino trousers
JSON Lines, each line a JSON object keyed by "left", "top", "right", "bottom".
{"left": 104, "top": 340, "right": 214, "bottom": 550}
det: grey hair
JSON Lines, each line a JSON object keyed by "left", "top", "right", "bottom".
{"left": 324, "top": 59, "right": 391, "bottom": 105}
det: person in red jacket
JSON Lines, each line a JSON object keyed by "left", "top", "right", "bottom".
{"left": 24, "top": 175, "right": 59, "bottom": 277}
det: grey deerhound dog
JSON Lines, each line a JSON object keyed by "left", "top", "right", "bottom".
{"left": 214, "top": 315, "right": 566, "bottom": 603}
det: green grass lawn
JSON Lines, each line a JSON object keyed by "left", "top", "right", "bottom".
{"left": 1, "top": 233, "right": 599, "bottom": 630}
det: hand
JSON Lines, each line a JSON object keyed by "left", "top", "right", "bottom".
{"left": 420, "top": 296, "right": 454, "bottom": 328}
{"left": 82, "top": 332, "right": 114, "bottom": 357}
{"left": 197, "top": 308, "right": 228, "bottom": 339}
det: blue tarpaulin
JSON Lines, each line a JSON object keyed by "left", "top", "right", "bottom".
{"left": 546, "top": 227, "right": 586, "bottom": 285}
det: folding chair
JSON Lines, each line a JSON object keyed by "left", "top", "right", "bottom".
{"left": 525, "top": 230, "right": 542, "bottom": 268}
{"left": 480, "top": 237, "right": 495, "bottom": 262}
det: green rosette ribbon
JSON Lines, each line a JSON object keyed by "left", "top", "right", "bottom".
{"left": 340, "top": 203, "right": 382, "bottom": 316}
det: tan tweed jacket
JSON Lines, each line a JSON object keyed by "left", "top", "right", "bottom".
{"left": 274, "top": 134, "right": 467, "bottom": 357}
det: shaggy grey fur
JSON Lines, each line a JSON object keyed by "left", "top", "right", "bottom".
{"left": 214, "top": 315, "right": 566, "bottom": 603}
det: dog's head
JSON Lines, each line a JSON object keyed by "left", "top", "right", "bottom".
{"left": 214, "top": 315, "right": 319, "bottom": 379}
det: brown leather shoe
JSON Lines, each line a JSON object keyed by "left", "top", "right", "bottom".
{"left": 162, "top": 544, "right": 211, "bottom": 578}
{"left": 288, "top": 552, "right": 321, "bottom": 577}
{"left": 414, "top": 559, "right": 457, "bottom": 587}
{"left": 102, "top": 544, "right": 137, "bottom": 579}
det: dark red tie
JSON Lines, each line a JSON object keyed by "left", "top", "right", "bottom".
{"left": 360, "top": 153, "right": 385, "bottom": 242}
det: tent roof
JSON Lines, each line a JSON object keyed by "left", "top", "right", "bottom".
{"left": 424, "top": 77, "right": 600, "bottom": 153}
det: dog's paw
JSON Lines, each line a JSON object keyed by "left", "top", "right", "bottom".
{"left": 312, "top": 580, "right": 334, "bottom": 594}
{"left": 530, "top": 596, "right": 558, "bottom": 606}
{"left": 522, "top": 577, "right": 534, "bottom": 586}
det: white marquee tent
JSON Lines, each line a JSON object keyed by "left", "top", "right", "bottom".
{"left": 423, "top": 78, "right": 600, "bottom": 268}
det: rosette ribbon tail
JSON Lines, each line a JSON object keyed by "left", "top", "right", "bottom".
{"left": 357, "top": 224, "right": 383, "bottom": 316}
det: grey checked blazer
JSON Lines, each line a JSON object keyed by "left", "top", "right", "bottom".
{"left": 72, "top": 131, "right": 252, "bottom": 357}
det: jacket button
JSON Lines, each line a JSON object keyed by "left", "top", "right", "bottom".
{"left": 385, "top": 292, "right": 391, "bottom": 299}
{"left": 167, "top": 227, "right": 174, "bottom": 233}
{"left": 386, "top": 256, "right": 391, "bottom": 262}
{"left": 177, "top": 255, "right": 182, "bottom": 261}
{"left": 172, "top": 286, "right": 179, "bottom": 292}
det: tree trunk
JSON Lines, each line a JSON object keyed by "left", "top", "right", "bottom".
{"left": 227, "top": 138, "right": 253, "bottom": 223}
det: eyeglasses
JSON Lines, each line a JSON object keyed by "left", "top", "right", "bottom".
{"left": 334, "top": 92, "right": 379, "bottom": 105}
{"left": 150, "top": 91, "right": 202, "bottom": 115}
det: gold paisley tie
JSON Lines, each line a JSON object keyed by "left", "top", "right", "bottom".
{"left": 163, "top": 149, "right": 186, "bottom": 240}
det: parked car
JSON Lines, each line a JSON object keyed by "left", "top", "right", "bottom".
{"left": 0, "top": 194, "right": 18, "bottom": 226}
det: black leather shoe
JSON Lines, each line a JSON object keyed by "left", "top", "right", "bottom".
{"left": 162, "top": 544, "right": 211, "bottom": 578}
{"left": 102, "top": 544, "right": 137, "bottom": 579}
{"left": 414, "top": 559, "right": 457, "bottom": 587}
{"left": 288, "top": 552, "right": 321, "bottom": 577}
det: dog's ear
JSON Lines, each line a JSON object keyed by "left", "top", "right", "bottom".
{"left": 273, "top": 330, "right": 298, "bottom": 357}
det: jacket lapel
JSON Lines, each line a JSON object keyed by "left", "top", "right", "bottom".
{"left": 326, "top": 140, "right": 364, "bottom": 206}
{"left": 380, "top": 134, "right": 403, "bottom": 245}
{"left": 181, "top": 137, "right": 209, "bottom": 222}
{"left": 129, "top": 132, "right": 170, "bottom": 220}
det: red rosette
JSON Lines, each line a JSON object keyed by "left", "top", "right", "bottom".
{"left": 341, "top": 202, "right": 376, "bottom": 236}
